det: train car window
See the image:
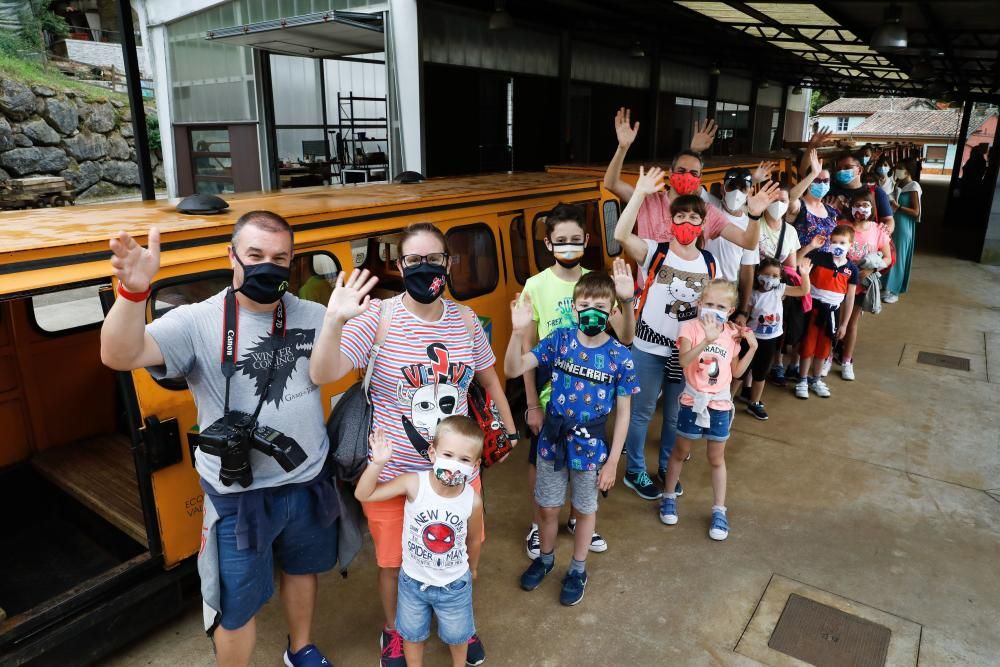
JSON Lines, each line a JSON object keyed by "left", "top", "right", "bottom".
{"left": 361, "top": 234, "right": 405, "bottom": 300}
{"left": 445, "top": 224, "right": 499, "bottom": 300}
{"left": 151, "top": 272, "right": 231, "bottom": 320}
{"left": 509, "top": 215, "right": 530, "bottom": 285}
{"left": 603, "top": 200, "right": 622, "bottom": 256}
{"left": 30, "top": 284, "right": 106, "bottom": 334}
{"left": 292, "top": 252, "right": 341, "bottom": 305}
{"left": 532, "top": 202, "right": 604, "bottom": 272}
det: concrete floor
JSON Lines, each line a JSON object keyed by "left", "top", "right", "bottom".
{"left": 104, "top": 239, "right": 1000, "bottom": 663}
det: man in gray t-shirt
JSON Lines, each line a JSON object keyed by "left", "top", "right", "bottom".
{"left": 101, "top": 210, "right": 375, "bottom": 667}
{"left": 147, "top": 288, "right": 328, "bottom": 491}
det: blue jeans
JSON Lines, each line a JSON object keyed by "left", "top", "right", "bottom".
{"left": 624, "top": 347, "right": 683, "bottom": 475}
{"left": 396, "top": 570, "right": 475, "bottom": 645}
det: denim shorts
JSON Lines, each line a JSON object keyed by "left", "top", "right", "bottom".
{"left": 676, "top": 404, "right": 733, "bottom": 442}
{"left": 396, "top": 569, "right": 475, "bottom": 645}
{"left": 216, "top": 485, "right": 338, "bottom": 630}
{"left": 534, "top": 457, "right": 599, "bottom": 514}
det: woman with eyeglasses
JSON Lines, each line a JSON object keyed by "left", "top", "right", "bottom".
{"left": 310, "top": 222, "right": 514, "bottom": 667}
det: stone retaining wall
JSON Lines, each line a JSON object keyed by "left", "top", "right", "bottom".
{"left": 0, "top": 77, "right": 165, "bottom": 201}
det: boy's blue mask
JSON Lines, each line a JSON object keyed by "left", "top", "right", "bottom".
{"left": 835, "top": 168, "right": 855, "bottom": 184}
{"left": 809, "top": 182, "right": 830, "bottom": 198}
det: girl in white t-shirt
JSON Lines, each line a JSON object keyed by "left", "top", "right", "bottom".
{"left": 744, "top": 257, "right": 812, "bottom": 421}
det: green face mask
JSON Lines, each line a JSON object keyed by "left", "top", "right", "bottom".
{"left": 577, "top": 307, "right": 610, "bottom": 337}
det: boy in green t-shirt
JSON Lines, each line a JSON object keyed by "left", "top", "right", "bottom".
{"left": 521, "top": 203, "right": 636, "bottom": 559}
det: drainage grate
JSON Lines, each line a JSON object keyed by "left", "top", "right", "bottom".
{"left": 916, "top": 351, "right": 971, "bottom": 371}
{"left": 768, "top": 594, "right": 892, "bottom": 667}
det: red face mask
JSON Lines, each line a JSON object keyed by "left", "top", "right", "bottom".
{"left": 671, "top": 222, "right": 701, "bottom": 245}
{"left": 670, "top": 171, "right": 701, "bottom": 196}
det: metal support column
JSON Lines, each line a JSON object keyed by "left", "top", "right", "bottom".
{"left": 943, "top": 98, "right": 974, "bottom": 225}
{"left": 116, "top": 0, "right": 154, "bottom": 200}
{"left": 772, "top": 84, "right": 789, "bottom": 152}
{"left": 558, "top": 29, "right": 572, "bottom": 163}
{"left": 706, "top": 70, "right": 719, "bottom": 157}
{"left": 748, "top": 73, "right": 760, "bottom": 153}
{"left": 646, "top": 46, "right": 661, "bottom": 160}
{"left": 258, "top": 51, "right": 280, "bottom": 189}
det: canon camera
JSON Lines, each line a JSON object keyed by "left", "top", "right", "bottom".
{"left": 195, "top": 411, "right": 307, "bottom": 487}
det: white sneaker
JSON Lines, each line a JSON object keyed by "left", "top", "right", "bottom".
{"left": 795, "top": 378, "right": 809, "bottom": 399}
{"left": 820, "top": 356, "right": 833, "bottom": 377}
{"left": 810, "top": 379, "right": 831, "bottom": 397}
{"left": 566, "top": 518, "right": 609, "bottom": 553}
{"left": 882, "top": 292, "right": 899, "bottom": 304}
{"left": 841, "top": 361, "right": 855, "bottom": 381}
{"left": 525, "top": 524, "right": 540, "bottom": 560}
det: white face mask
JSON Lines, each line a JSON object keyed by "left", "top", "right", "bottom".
{"left": 851, "top": 205, "right": 872, "bottom": 220}
{"left": 830, "top": 243, "right": 850, "bottom": 259}
{"left": 766, "top": 200, "right": 789, "bottom": 219}
{"left": 894, "top": 168, "right": 907, "bottom": 180}
{"left": 433, "top": 457, "right": 475, "bottom": 487}
{"left": 724, "top": 188, "right": 748, "bottom": 211}
{"left": 757, "top": 275, "right": 781, "bottom": 291}
{"left": 700, "top": 306, "right": 729, "bottom": 327}
{"left": 550, "top": 242, "right": 585, "bottom": 260}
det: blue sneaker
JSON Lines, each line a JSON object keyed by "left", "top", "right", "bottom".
{"left": 770, "top": 363, "right": 786, "bottom": 387}
{"left": 559, "top": 570, "right": 588, "bottom": 606}
{"left": 659, "top": 496, "right": 678, "bottom": 525}
{"left": 284, "top": 638, "right": 331, "bottom": 666}
{"left": 709, "top": 510, "right": 730, "bottom": 541}
{"left": 465, "top": 634, "right": 486, "bottom": 666}
{"left": 520, "top": 557, "right": 554, "bottom": 591}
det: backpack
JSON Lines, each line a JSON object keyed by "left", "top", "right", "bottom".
{"left": 326, "top": 296, "right": 396, "bottom": 481}
{"left": 457, "top": 306, "right": 514, "bottom": 468}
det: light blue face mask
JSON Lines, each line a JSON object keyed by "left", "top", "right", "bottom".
{"left": 877, "top": 166, "right": 890, "bottom": 175}
{"left": 835, "top": 169, "right": 855, "bottom": 184}
{"left": 809, "top": 182, "right": 830, "bottom": 198}
{"left": 861, "top": 155, "right": 870, "bottom": 165}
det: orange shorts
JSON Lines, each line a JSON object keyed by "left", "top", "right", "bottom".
{"left": 799, "top": 318, "right": 832, "bottom": 360}
{"left": 362, "top": 475, "right": 484, "bottom": 569}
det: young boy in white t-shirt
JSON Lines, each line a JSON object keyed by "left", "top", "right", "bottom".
{"left": 355, "top": 417, "right": 485, "bottom": 667}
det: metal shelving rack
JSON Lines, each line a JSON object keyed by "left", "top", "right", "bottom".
{"left": 332, "top": 92, "right": 389, "bottom": 182}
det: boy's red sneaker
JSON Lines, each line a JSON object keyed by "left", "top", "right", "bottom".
{"left": 380, "top": 626, "right": 405, "bottom": 667}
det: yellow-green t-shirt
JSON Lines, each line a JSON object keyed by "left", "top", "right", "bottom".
{"left": 521, "top": 267, "right": 589, "bottom": 408}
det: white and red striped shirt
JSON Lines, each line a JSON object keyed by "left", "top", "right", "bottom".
{"left": 341, "top": 298, "right": 496, "bottom": 482}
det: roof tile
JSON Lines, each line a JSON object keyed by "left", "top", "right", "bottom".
{"left": 817, "top": 97, "right": 935, "bottom": 114}
{"left": 850, "top": 109, "right": 963, "bottom": 138}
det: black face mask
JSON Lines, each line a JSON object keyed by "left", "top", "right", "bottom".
{"left": 402, "top": 263, "right": 448, "bottom": 304}
{"left": 233, "top": 250, "right": 290, "bottom": 305}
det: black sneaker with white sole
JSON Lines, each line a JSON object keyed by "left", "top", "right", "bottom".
{"left": 623, "top": 471, "right": 661, "bottom": 500}
{"left": 745, "top": 401, "right": 768, "bottom": 420}
{"left": 525, "top": 524, "right": 540, "bottom": 560}
{"left": 655, "top": 469, "right": 683, "bottom": 496}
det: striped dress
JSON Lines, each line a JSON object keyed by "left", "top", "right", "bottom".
{"left": 340, "top": 297, "right": 495, "bottom": 482}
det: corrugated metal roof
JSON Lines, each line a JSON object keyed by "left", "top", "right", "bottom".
{"left": 850, "top": 109, "right": 962, "bottom": 138}
{"left": 818, "top": 97, "right": 935, "bottom": 114}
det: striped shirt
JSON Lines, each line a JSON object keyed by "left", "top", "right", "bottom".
{"left": 806, "top": 250, "right": 859, "bottom": 306}
{"left": 341, "top": 298, "right": 495, "bottom": 482}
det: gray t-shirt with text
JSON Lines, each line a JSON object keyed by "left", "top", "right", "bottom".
{"left": 146, "top": 289, "right": 328, "bottom": 493}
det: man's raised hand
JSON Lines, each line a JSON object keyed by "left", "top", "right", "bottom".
{"left": 690, "top": 118, "right": 718, "bottom": 153}
{"left": 615, "top": 107, "right": 640, "bottom": 149}
{"left": 109, "top": 227, "right": 161, "bottom": 293}
{"left": 327, "top": 268, "right": 378, "bottom": 322}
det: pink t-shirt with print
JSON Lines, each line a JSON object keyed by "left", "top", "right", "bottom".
{"left": 848, "top": 221, "right": 891, "bottom": 264}
{"left": 637, "top": 191, "right": 729, "bottom": 242}
{"left": 677, "top": 318, "right": 741, "bottom": 410}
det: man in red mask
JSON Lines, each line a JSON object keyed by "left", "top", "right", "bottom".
{"left": 603, "top": 108, "right": 780, "bottom": 250}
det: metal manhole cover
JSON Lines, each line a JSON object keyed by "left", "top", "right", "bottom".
{"left": 768, "top": 594, "right": 892, "bottom": 667}
{"left": 916, "top": 351, "right": 971, "bottom": 371}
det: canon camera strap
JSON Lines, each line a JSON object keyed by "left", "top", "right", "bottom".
{"left": 221, "top": 288, "right": 287, "bottom": 425}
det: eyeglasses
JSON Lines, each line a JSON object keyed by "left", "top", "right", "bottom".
{"left": 813, "top": 178, "right": 831, "bottom": 184}
{"left": 400, "top": 252, "right": 449, "bottom": 268}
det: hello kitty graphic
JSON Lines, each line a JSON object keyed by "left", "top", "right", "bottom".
{"left": 657, "top": 265, "right": 709, "bottom": 322}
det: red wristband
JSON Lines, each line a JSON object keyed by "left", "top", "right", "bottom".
{"left": 117, "top": 282, "right": 151, "bottom": 302}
